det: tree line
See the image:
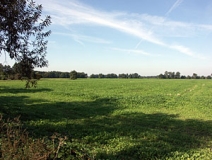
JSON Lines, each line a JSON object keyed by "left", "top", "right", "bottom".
{"left": 0, "top": 63, "right": 88, "bottom": 80}
{"left": 1, "top": 63, "right": 211, "bottom": 80}
{"left": 158, "top": 71, "right": 212, "bottom": 79}
{"left": 89, "top": 73, "right": 155, "bottom": 79}
{"left": 0, "top": 64, "right": 154, "bottom": 80}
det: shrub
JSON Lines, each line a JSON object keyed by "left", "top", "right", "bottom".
{"left": 0, "top": 115, "right": 90, "bottom": 159}
{"left": 0, "top": 115, "right": 53, "bottom": 159}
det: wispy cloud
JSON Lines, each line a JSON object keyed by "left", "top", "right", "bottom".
{"left": 133, "top": 0, "right": 184, "bottom": 51}
{"left": 38, "top": 0, "right": 210, "bottom": 59}
{"left": 170, "top": 45, "right": 206, "bottom": 59}
{"left": 139, "top": 14, "right": 212, "bottom": 37}
{"left": 170, "top": 45, "right": 194, "bottom": 56}
{"left": 112, "top": 48, "right": 153, "bottom": 56}
{"left": 197, "top": 24, "right": 212, "bottom": 31}
{"left": 166, "top": 0, "right": 184, "bottom": 16}
{"left": 38, "top": 0, "right": 165, "bottom": 46}
{"left": 53, "top": 32, "right": 111, "bottom": 45}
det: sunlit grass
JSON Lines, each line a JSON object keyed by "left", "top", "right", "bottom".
{"left": 0, "top": 78, "right": 212, "bottom": 159}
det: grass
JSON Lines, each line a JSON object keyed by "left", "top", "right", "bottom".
{"left": 0, "top": 78, "right": 212, "bottom": 159}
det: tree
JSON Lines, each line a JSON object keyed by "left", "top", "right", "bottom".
{"left": 0, "top": 64, "right": 20, "bottom": 80}
{"left": 131, "top": 73, "right": 140, "bottom": 78}
{"left": 98, "top": 73, "right": 104, "bottom": 78}
{"left": 169, "top": 72, "right": 175, "bottom": 79}
{"left": 175, "top": 72, "right": 181, "bottom": 79}
{"left": 206, "top": 75, "right": 211, "bottom": 79}
{"left": 106, "top": 73, "right": 117, "bottom": 78}
{"left": 90, "top": 74, "right": 98, "bottom": 78}
{"left": 187, "top": 75, "right": 191, "bottom": 79}
{"left": 13, "top": 63, "right": 22, "bottom": 74}
{"left": 164, "top": 71, "right": 169, "bottom": 79}
{"left": 12, "top": 60, "right": 34, "bottom": 78}
{"left": 158, "top": 73, "right": 165, "bottom": 79}
{"left": 59, "top": 72, "right": 68, "bottom": 78}
{"left": 77, "top": 72, "right": 88, "bottom": 78}
{"left": 0, "top": 0, "right": 51, "bottom": 79}
{"left": 119, "top": 73, "right": 128, "bottom": 78}
{"left": 181, "top": 75, "right": 186, "bottom": 79}
{"left": 192, "top": 73, "right": 198, "bottom": 79}
{"left": 0, "top": 63, "right": 3, "bottom": 74}
{"left": 70, "top": 70, "right": 77, "bottom": 80}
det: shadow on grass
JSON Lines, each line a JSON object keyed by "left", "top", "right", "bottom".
{"left": 0, "top": 86, "right": 53, "bottom": 94}
{"left": 0, "top": 94, "right": 212, "bottom": 159}
{"left": 90, "top": 113, "right": 212, "bottom": 159}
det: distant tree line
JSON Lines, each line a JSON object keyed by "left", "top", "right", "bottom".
{"left": 90, "top": 73, "right": 147, "bottom": 78}
{"left": 0, "top": 63, "right": 88, "bottom": 80}
{"left": 158, "top": 71, "right": 212, "bottom": 79}
{"left": 0, "top": 63, "right": 211, "bottom": 80}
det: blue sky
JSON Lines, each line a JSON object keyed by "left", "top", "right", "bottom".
{"left": 2, "top": 0, "right": 212, "bottom": 76}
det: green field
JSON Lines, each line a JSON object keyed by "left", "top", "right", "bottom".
{"left": 0, "top": 79, "right": 212, "bottom": 159}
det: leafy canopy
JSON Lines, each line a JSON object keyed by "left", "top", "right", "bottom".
{"left": 0, "top": 0, "right": 51, "bottom": 77}
{"left": 70, "top": 70, "right": 77, "bottom": 80}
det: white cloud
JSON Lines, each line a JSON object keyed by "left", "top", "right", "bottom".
{"left": 37, "top": 0, "right": 210, "bottom": 59}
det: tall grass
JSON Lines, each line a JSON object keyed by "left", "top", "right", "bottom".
{"left": 0, "top": 79, "right": 212, "bottom": 159}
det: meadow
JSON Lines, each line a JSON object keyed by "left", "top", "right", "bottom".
{"left": 0, "top": 78, "right": 212, "bottom": 159}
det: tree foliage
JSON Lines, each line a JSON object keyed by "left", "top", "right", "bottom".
{"left": 70, "top": 70, "right": 77, "bottom": 80}
{"left": 159, "top": 71, "right": 181, "bottom": 79}
{"left": 0, "top": 0, "right": 51, "bottom": 79}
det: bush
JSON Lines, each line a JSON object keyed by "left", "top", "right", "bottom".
{"left": 0, "top": 116, "right": 52, "bottom": 159}
{"left": 0, "top": 116, "right": 90, "bottom": 159}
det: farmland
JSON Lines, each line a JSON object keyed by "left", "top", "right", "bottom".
{"left": 0, "top": 79, "right": 212, "bottom": 159}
